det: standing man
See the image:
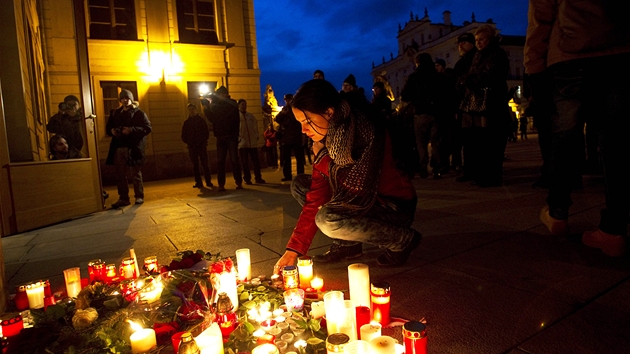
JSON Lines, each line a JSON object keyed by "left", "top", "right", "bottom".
{"left": 238, "top": 99, "right": 265, "bottom": 185}
{"left": 182, "top": 103, "right": 213, "bottom": 189}
{"left": 275, "top": 94, "right": 305, "bottom": 181}
{"left": 525, "top": 0, "right": 630, "bottom": 256}
{"left": 47, "top": 95, "right": 85, "bottom": 155}
{"left": 313, "top": 69, "right": 325, "bottom": 80}
{"left": 202, "top": 86, "right": 243, "bottom": 191}
{"left": 106, "top": 89, "right": 152, "bottom": 208}
{"left": 453, "top": 32, "right": 478, "bottom": 181}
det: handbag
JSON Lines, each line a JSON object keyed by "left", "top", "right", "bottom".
{"left": 460, "top": 88, "right": 488, "bottom": 114}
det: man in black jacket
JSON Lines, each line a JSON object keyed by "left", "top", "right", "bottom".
{"left": 182, "top": 103, "right": 213, "bottom": 189}
{"left": 202, "top": 86, "right": 243, "bottom": 191}
{"left": 274, "top": 94, "right": 305, "bottom": 181}
{"left": 106, "top": 89, "right": 152, "bottom": 208}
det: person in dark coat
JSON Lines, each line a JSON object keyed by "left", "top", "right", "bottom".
{"left": 105, "top": 89, "right": 152, "bottom": 207}
{"left": 275, "top": 94, "right": 305, "bottom": 181}
{"left": 46, "top": 95, "right": 86, "bottom": 154}
{"left": 371, "top": 81, "right": 392, "bottom": 119}
{"left": 453, "top": 32, "right": 478, "bottom": 178}
{"left": 401, "top": 52, "right": 449, "bottom": 179}
{"left": 457, "top": 25, "right": 510, "bottom": 187}
{"left": 201, "top": 86, "right": 243, "bottom": 191}
{"left": 182, "top": 103, "right": 213, "bottom": 189}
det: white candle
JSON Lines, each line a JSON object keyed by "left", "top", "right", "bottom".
{"left": 252, "top": 343, "right": 280, "bottom": 354}
{"left": 345, "top": 340, "right": 371, "bottom": 354}
{"left": 348, "top": 264, "right": 371, "bottom": 309}
{"left": 337, "top": 300, "right": 357, "bottom": 341}
{"left": 370, "top": 336, "right": 397, "bottom": 354}
{"left": 297, "top": 256, "right": 313, "bottom": 289}
{"left": 196, "top": 323, "right": 225, "bottom": 354}
{"left": 63, "top": 267, "right": 82, "bottom": 298}
{"left": 139, "top": 281, "right": 163, "bottom": 303}
{"left": 360, "top": 322, "right": 382, "bottom": 342}
{"left": 25, "top": 282, "right": 45, "bottom": 309}
{"left": 310, "top": 301, "right": 326, "bottom": 319}
{"left": 130, "top": 328, "right": 157, "bottom": 353}
{"left": 236, "top": 248, "right": 251, "bottom": 282}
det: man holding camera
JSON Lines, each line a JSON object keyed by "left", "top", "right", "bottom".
{"left": 201, "top": 86, "right": 243, "bottom": 191}
{"left": 105, "top": 89, "right": 152, "bottom": 208}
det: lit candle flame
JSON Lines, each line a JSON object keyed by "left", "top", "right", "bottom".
{"left": 127, "top": 320, "right": 143, "bottom": 332}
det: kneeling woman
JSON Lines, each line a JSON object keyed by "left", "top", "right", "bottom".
{"left": 274, "top": 79, "right": 421, "bottom": 271}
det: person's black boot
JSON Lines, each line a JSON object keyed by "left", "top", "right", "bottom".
{"left": 313, "top": 242, "right": 362, "bottom": 263}
{"left": 377, "top": 231, "right": 422, "bottom": 267}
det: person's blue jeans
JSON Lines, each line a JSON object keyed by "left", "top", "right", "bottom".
{"left": 547, "top": 53, "right": 630, "bottom": 235}
{"left": 216, "top": 136, "right": 242, "bottom": 187}
{"left": 291, "top": 174, "right": 418, "bottom": 251}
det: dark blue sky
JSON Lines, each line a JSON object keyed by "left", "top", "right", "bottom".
{"left": 253, "top": 0, "right": 528, "bottom": 102}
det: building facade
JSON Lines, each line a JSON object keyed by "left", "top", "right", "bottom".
{"left": 0, "top": 0, "right": 262, "bottom": 237}
{"left": 371, "top": 10, "right": 525, "bottom": 102}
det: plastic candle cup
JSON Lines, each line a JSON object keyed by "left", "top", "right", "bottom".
{"left": 235, "top": 248, "right": 252, "bottom": 282}
{"left": 370, "top": 282, "right": 391, "bottom": 326}
{"left": 297, "top": 256, "right": 313, "bottom": 289}
{"left": 25, "top": 281, "right": 45, "bottom": 309}
{"left": 63, "top": 267, "right": 82, "bottom": 298}
{"left": 143, "top": 256, "right": 159, "bottom": 274}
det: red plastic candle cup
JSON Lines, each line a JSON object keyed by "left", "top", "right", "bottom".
{"left": 87, "top": 259, "right": 103, "bottom": 283}
{"left": 355, "top": 306, "right": 371, "bottom": 339}
{"left": 171, "top": 331, "right": 186, "bottom": 352}
{"left": 14, "top": 285, "right": 30, "bottom": 311}
{"left": 0, "top": 313, "right": 24, "bottom": 337}
{"left": 371, "top": 281, "right": 391, "bottom": 326}
{"left": 403, "top": 321, "right": 427, "bottom": 354}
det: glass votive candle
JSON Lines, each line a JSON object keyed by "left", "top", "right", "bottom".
{"left": 144, "top": 256, "right": 159, "bottom": 274}
{"left": 63, "top": 267, "right": 82, "bottom": 298}
{"left": 283, "top": 288, "right": 305, "bottom": 312}
{"left": 280, "top": 333, "right": 294, "bottom": 343}
{"left": 275, "top": 340, "right": 288, "bottom": 353}
{"left": 282, "top": 266, "right": 299, "bottom": 290}
{"left": 120, "top": 257, "right": 137, "bottom": 279}
{"left": 276, "top": 322, "right": 289, "bottom": 333}
{"left": 105, "top": 263, "right": 118, "bottom": 283}
{"left": 296, "top": 256, "right": 313, "bottom": 289}
{"left": 25, "top": 281, "right": 45, "bottom": 309}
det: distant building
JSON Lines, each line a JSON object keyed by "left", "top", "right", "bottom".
{"left": 371, "top": 9, "right": 525, "bottom": 103}
{"left": 0, "top": 0, "right": 261, "bottom": 235}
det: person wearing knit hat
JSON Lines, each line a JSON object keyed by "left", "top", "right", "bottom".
{"left": 105, "top": 88, "right": 152, "bottom": 208}
{"left": 46, "top": 94, "right": 85, "bottom": 153}
{"left": 435, "top": 58, "right": 447, "bottom": 73}
{"left": 341, "top": 74, "right": 357, "bottom": 92}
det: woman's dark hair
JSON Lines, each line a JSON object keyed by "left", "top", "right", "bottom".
{"left": 292, "top": 79, "right": 341, "bottom": 115}
{"left": 48, "top": 134, "right": 67, "bottom": 160}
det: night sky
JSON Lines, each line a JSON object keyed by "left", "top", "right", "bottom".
{"left": 253, "top": 0, "right": 529, "bottom": 102}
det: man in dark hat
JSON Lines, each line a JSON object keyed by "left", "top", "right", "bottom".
{"left": 313, "top": 69, "right": 325, "bottom": 80}
{"left": 105, "top": 89, "right": 152, "bottom": 208}
{"left": 201, "top": 85, "right": 243, "bottom": 191}
{"left": 341, "top": 74, "right": 357, "bottom": 93}
{"left": 46, "top": 94, "right": 85, "bottom": 154}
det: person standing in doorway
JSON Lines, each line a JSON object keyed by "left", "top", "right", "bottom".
{"left": 106, "top": 89, "right": 152, "bottom": 208}
{"left": 182, "top": 103, "right": 213, "bottom": 189}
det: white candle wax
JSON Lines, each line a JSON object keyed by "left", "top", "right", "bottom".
{"left": 130, "top": 328, "right": 157, "bottom": 354}
{"left": 25, "top": 282, "right": 45, "bottom": 309}
{"left": 252, "top": 343, "right": 280, "bottom": 354}
{"left": 297, "top": 257, "right": 313, "bottom": 289}
{"left": 370, "top": 336, "right": 397, "bottom": 354}
{"left": 345, "top": 340, "right": 371, "bottom": 354}
{"left": 63, "top": 267, "right": 82, "bottom": 298}
{"left": 323, "top": 291, "right": 345, "bottom": 334}
{"left": 310, "top": 301, "right": 326, "bottom": 319}
{"left": 236, "top": 248, "right": 251, "bottom": 282}
{"left": 348, "top": 263, "right": 371, "bottom": 308}
{"left": 197, "top": 323, "right": 225, "bottom": 354}
{"left": 360, "top": 323, "right": 382, "bottom": 342}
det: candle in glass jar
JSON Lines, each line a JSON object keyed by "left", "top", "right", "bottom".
{"left": 120, "top": 257, "right": 137, "bottom": 279}
{"left": 235, "top": 248, "right": 251, "bottom": 282}
{"left": 370, "top": 282, "right": 391, "bottom": 326}
{"left": 297, "top": 256, "right": 313, "bottom": 289}
{"left": 143, "top": 256, "right": 159, "bottom": 274}
{"left": 63, "top": 267, "right": 82, "bottom": 298}
{"left": 105, "top": 263, "right": 118, "bottom": 283}
{"left": 402, "top": 321, "right": 427, "bottom": 354}
{"left": 282, "top": 266, "right": 299, "bottom": 290}
{"left": 360, "top": 322, "right": 382, "bottom": 342}
{"left": 25, "top": 281, "right": 45, "bottom": 309}
{"left": 283, "top": 288, "right": 305, "bottom": 312}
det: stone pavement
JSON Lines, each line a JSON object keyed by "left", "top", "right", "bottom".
{"left": 2, "top": 136, "right": 629, "bottom": 353}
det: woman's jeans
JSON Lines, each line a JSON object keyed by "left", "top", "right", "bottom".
{"left": 291, "top": 174, "right": 417, "bottom": 251}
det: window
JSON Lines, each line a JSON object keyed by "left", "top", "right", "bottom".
{"left": 88, "top": 0, "right": 137, "bottom": 40}
{"left": 100, "top": 81, "right": 138, "bottom": 117}
{"left": 176, "top": 0, "right": 219, "bottom": 45}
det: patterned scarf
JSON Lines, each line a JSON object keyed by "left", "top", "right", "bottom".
{"left": 323, "top": 100, "right": 385, "bottom": 213}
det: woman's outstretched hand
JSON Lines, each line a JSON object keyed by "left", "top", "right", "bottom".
{"left": 274, "top": 250, "right": 299, "bottom": 275}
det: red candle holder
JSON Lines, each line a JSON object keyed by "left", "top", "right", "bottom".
{"left": 87, "top": 259, "right": 104, "bottom": 283}
{"left": 370, "top": 281, "right": 391, "bottom": 326}
{"left": 355, "top": 306, "right": 371, "bottom": 339}
{"left": 120, "top": 257, "right": 137, "bottom": 279}
{"left": 42, "top": 279, "right": 52, "bottom": 297}
{"left": 0, "top": 313, "right": 24, "bottom": 337}
{"left": 14, "top": 285, "right": 29, "bottom": 311}
{"left": 144, "top": 256, "right": 159, "bottom": 274}
{"left": 105, "top": 263, "right": 118, "bottom": 284}
{"left": 403, "top": 321, "right": 427, "bottom": 354}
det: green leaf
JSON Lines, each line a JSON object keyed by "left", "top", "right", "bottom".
{"left": 306, "top": 337, "right": 324, "bottom": 345}
{"left": 243, "top": 321, "right": 255, "bottom": 333}
{"left": 240, "top": 291, "right": 250, "bottom": 301}
{"left": 44, "top": 304, "right": 67, "bottom": 320}
{"left": 308, "top": 319, "right": 321, "bottom": 332}
{"left": 242, "top": 300, "right": 256, "bottom": 309}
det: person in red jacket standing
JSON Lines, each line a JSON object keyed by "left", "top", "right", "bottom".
{"left": 273, "top": 79, "right": 421, "bottom": 271}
